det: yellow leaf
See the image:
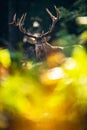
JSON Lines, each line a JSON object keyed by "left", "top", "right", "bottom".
{"left": 0, "top": 49, "right": 11, "bottom": 68}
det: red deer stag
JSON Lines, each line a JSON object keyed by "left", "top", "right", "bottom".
{"left": 10, "top": 6, "right": 63, "bottom": 61}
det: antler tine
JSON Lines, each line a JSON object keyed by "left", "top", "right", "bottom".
{"left": 18, "top": 13, "right": 27, "bottom": 32}
{"left": 9, "top": 13, "right": 18, "bottom": 25}
{"left": 54, "top": 6, "right": 60, "bottom": 19}
{"left": 13, "top": 14, "right": 17, "bottom": 24}
{"left": 46, "top": 8, "right": 54, "bottom": 20}
{"left": 12, "top": 13, "right": 37, "bottom": 39}
{"left": 21, "top": 13, "right": 27, "bottom": 25}
{"left": 40, "top": 6, "right": 60, "bottom": 38}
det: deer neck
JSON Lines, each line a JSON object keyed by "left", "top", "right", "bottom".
{"left": 35, "top": 42, "right": 46, "bottom": 61}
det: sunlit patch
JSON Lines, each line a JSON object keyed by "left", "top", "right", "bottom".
{"left": 76, "top": 16, "right": 87, "bottom": 25}
{"left": 33, "top": 21, "right": 40, "bottom": 27}
{"left": 64, "top": 58, "right": 76, "bottom": 70}
{"left": 40, "top": 67, "right": 64, "bottom": 87}
{"left": 47, "top": 67, "right": 64, "bottom": 80}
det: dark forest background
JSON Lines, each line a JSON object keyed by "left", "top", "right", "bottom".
{"left": 0, "top": 0, "right": 87, "bottom": 52}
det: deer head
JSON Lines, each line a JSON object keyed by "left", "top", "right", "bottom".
{"left": 10, "top": 6, "right": 63, "bottom": 61}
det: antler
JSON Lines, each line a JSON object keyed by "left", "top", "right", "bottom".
{"left": 40, "top": 6, "right": 60, "bottom": 38}
{"left": 10, "top": 7, "right": 62, "bottom": 61}
{"left": 10, "top": 6, "right": 59, "bottom": 40}
{"left": 10, "top": 13, "right": 37, "bottom": 39}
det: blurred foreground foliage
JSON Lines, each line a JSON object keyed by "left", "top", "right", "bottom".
{"left": 0, "top": 43, "right": 87, "bottom": 130}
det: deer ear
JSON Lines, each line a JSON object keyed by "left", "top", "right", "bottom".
{"left": 46, "top": 36, "right": 51, "bottom": 41}
{"left": 42, "top": 36, "right": 51, "bottom": 42}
